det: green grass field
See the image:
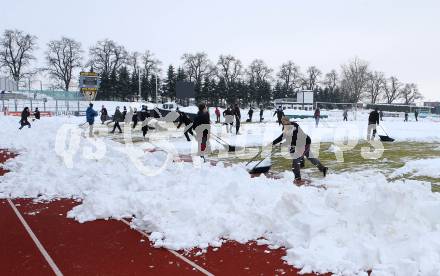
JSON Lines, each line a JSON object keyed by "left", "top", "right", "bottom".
{"left": 218, "top": 141, "right": 440, "bottom": 192}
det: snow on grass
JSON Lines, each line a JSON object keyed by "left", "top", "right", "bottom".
{"left": 391, "top": 158, "right": 440, "bottom": 179}
{"left": 1, "top": 115, "right": 440, "bottom": 275}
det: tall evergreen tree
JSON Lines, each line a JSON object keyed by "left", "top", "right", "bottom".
{"left": 117, "top": 66, "right": 131, "bottom": 100}
{"left": 273, "top": 81, "right": 285, "bottom": 99}
{"left": 97, "top": 71, "right": 110, "bottom": 100}
{"left": 130, "top": 69, "right": 140, "bottom": 100}
{"left": 163, "top": 65, "right": 176, "bottom": 101}
{"left": 215, "top": 77, "right": 227, "bottom": 106}
{"left": 140, "top": 71, "right": 150, "bottom": 100}
{"left": 108, "top": 69, "right": 118, "bottom": 100}
{"left": 176, "top": 67, "right": 187, "bottom": 81}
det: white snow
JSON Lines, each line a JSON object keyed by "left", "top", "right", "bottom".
{"left": 391, "top": 158, "right": 440, "bottom": 179}
{"left": 1, "top": 111, "right": 440, "bottom": 275}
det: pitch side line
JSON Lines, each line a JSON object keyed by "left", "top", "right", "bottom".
{"left": 120, "top": 218, "right": 214, "bottom": 276}
{"left": 7, "top": 199, "right": 63, "bottom": 276}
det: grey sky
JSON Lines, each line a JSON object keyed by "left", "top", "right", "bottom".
{"left": 1, "top": 0, "right": 439, "bottom": 100}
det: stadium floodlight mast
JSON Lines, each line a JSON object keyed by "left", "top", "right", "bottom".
{"left": 137, "top": 67, "right": 142, "bottom": 102}
{"left": 155, "top": 74, "right": 158, "bottom": 103}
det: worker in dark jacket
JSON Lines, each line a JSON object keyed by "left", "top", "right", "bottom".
{"left": 19, "top": 107, "right": 31, "bottom": 130}
{"left": 100, "top": 105, "right": 108, "bottom": 124}
{"left": 139, "top": 105, "right": 150, "bottom": 139}
{"left": 272, "top": 116, "right": 327, "bottom": 185}
{"left": 192, "top": 103, "right": 211, "bottom": 161}
{"left": 177, "top": 111, "right": 194, "bottom": 141}
{"left": 273, "top": 106, "right": 284, "bottom": 125}
{"left": 367, "top": 108, "right": 380, "bottom": 140}
{"left": 122, "top": 106, "right": 127, "bottom": 121}
{"left": 248, "top": 107, "right": 254, "bottom": 122}
{"left": 234, "top": 104, "right": 241, "bottom": 134}
{"left": 110, "top": 106, "right": 123, "bottom": 134}
{"left": 34, "top": 107, "right": 40, "bottom": 120}
{"left": 132, "top": 108, "right": 139, "bottom": 129}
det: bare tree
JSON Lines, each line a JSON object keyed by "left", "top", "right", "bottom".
{"left": 142, "top": 50, "right": 161, "bottom": 79}
{"left": 45, "top": 37, "right": 83, "bottom": 91}
{"left": 384, "top": 76, "right": 402, "bottom": 104}
{"left": 366, "top": 71, "right": 386, "bottom": 104}
{"left": 89, "top": 39, "right": 128, "bottom": 75}
{"left": 216, "top": 54, "right": 242, "bottom": 88}
{"left": 401, "top": 83, "right": 422, "bottom": 104}
{"left": 340, "top": 58, "right": 370, "bottom": 103}
{"left": 247, "top": 59, "right": 273, "bottom": 83}
{"left": 181, "top": 52, "right": 214, "bottom": 85}
{"left": 277, "top": 61, "right": 301, "bottom": 91}
{"left": 0, "top": 29, "right": 37, "bottom": 82}
{"left": 303, "top": 66, "right": 322, "bottom": 90}
{"left": 323, "top": 69, "right": 338, "bottom": 90}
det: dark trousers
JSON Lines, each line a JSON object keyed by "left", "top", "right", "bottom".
{"left": 201, "top": 133, "right": 208, "bottom": 151}
{"left": 216, "top": 115, "right": 220, "bottom": 123}
{"left": 184, "top": 127, "right": 194, "bottom": 141}
{"left": 111, "top": 122, "right": 122, "bottom": 133}
{"left": 132, "top": 120, "right": 138, "bottom": 129}
{"left": 101, "top": 115, "right": 107, "bottom": 124}
{"left": 277, "top": 116, "right": 282, "bottom": 125}
{"left": 19, "top": 120, "right": 31, "bottom": 129}
{"left": 291, "top": 144, "right": 324, "bottom": 180}
{"left": 343, "top": 116, "right": 348, "bottom": 121}
{"left": 142, "top": 125, "right": 148, "bottom": 137}
{"left": 235, "top": 120, "right": 240, "bottom": 134}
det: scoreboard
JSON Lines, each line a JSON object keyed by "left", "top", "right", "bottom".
{"left": 79, "top": 71, "right": 100, "bottom": 101}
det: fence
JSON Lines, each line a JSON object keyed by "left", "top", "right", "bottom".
{"left": 18, "top": 89, "right": 85, "bottom": 101}
{"left": 0, "top": 77, "right": 18, "bottom": 91}
{"left": 366, "top": 103, "right": 432, "bottom": 113}
{"left": 1, "top": 98, "right": 89, "bottom": 116}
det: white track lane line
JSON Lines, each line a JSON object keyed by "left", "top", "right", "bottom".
{"left": 120, "top": 218, "right": 214, "bottom": 276}
{"left": 7, "top": 199, "right": 63, "bottom": 276}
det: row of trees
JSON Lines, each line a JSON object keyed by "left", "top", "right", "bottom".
{"left": 0, "top": 29, "right": 422, "bottom": 105}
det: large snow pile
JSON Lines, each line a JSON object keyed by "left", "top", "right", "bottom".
{"left": 1, "top": 115, "right": 440, "bottom": 275}
{"left": 392, "top": 158, "right": 440, "bottom": 178}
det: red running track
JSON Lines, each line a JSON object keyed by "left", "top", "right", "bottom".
{"left": 0, "top": 149, "right": 328, "bottom": 276}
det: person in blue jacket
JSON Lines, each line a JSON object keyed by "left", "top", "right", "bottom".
{"left": 86, "top": 103, "right": 98, "bottom": 137}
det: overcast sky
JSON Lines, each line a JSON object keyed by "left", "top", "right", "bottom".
{"left": 1, "top": 0, "right": 439, "bottom": 100}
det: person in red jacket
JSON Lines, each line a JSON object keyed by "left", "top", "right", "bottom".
{"left": 314, "top": 107, "right": 321, "bottom": 127}
{"left": 215, "top": 107, "right": 221, "bottom": 123}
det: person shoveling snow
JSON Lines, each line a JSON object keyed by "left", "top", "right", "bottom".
{"left": 271, "top": 116, "right": 328, "bottom": 185}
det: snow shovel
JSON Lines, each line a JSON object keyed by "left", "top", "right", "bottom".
{"left": 378, "top": 125, "right": 395, "bottom": 142}
{"left": 212, "top": 134, "right": 236, "bottom": 152}
{"left": 247, "top": 149, "right": 273, "bottom": 175}
{"left": 247, "top": 156, "right": 272, "bottom": 175}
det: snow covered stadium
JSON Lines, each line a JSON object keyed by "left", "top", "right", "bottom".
{"left": 2, "top": 1, "right": 440, "bottom": 275}
{"left": 2, "top": 90, "right": 440, "bottom": 275}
